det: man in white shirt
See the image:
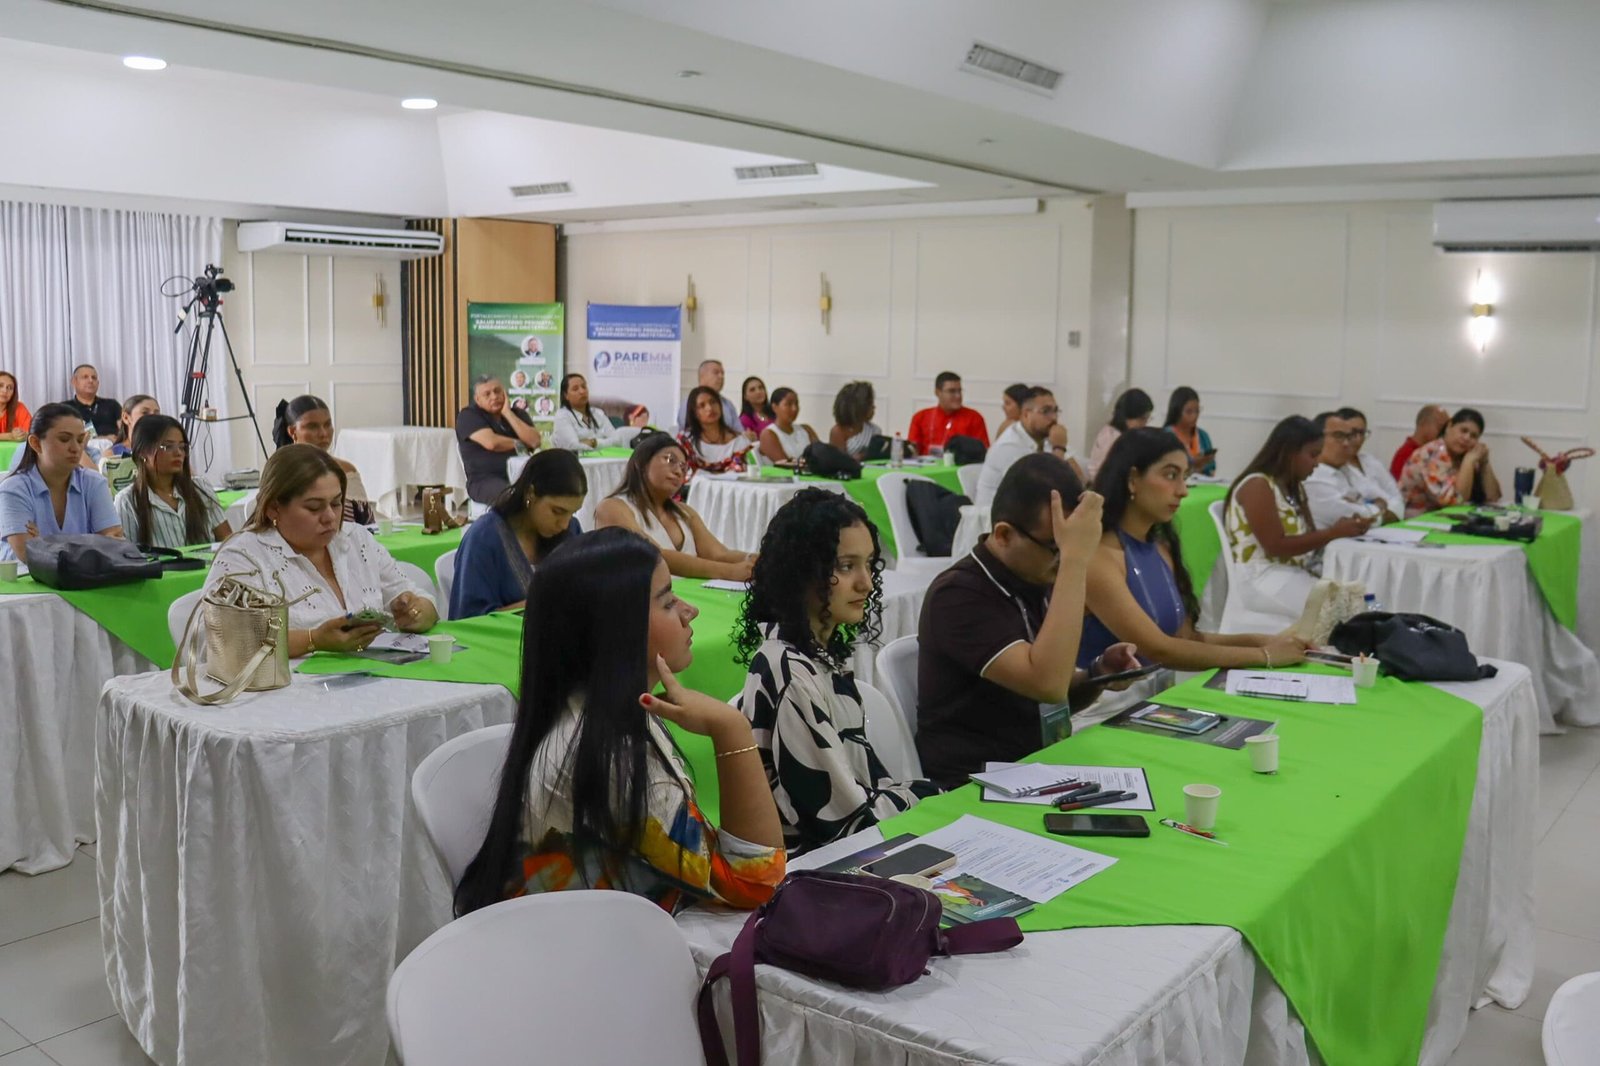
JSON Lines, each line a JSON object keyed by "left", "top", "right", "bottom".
{"left": 1307, "top": 410, "right": 1399, "bottom": 528}
{"left": 1341, "top": 406, "right": 1404, "bottom": 518}
{"left": 676, "top": 359, "right": 741, "bottom": 435}
{"left": 974, "top": 387, "right": 1082, "bottom": 505}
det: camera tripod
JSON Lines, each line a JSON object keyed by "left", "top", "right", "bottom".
{"left": 175, "top": 270, "right": 265, "bottom": 454}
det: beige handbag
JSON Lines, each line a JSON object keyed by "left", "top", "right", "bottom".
{"left": 172, "top": 572, "right": 312, "bottom": 706}
{"left": 1293, "top": 578, "right": 1368, "bottom": 646}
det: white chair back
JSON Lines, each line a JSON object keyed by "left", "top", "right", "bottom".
{"left": 167, "top": 588, "right": 206, "bottom": 650}
{"left": 956, "top": 463, "right": 982, "bottom": 500}
{"left": 874, "top": 635, "right": 921, "bottom": 736}
{"left": 388, "top": 892, "right": 704, "bottom": 1066}
{"left": 1210, "top": 497, "right": 1297, "bottom": 634}
{"left": 395, "top": 560, "right": 440, "bottom": 613}
{"left": 1544, "top": 971, "right": 1600, "bottom": 1065}
{"left": 467, "top": 500, "right": 490, "bottom": 521}
{"left": 435, "top": 549, "right": 458, "bottom": 620}
{"left": 411, "top": 724, "right": 513, "bottom": 884}
{"left": 860, "top": 679, "right": 921, "bottom": 781}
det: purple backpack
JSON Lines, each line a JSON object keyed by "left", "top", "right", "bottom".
{"left": 696, "top": 869, "right": 1024, "bottom": 1065}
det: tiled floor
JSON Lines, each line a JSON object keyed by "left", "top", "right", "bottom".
{"left": 4, "top": 732, "right": 1600, "bottom": 1064}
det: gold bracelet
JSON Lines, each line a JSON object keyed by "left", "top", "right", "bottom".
{"left": 1263, "top": 647, "right": 1274, "bottom": 669}
{"left": 715, "top": 744, "right": 759, "bottom": 759}
{"left": 307, "top": 629, "right": 319, "bottom": 653}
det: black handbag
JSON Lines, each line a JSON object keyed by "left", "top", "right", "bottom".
{"left": 24, "top": 534, "right": 196, "bottom": 590}
{"left": 864, "top": 435, "right": 916, "bottom": 462}
{"left": 1329, "top": 611, "right": 1497, "bottom": 683}
{"left": 800, "top": 442, "right": 862, "bottom": 480}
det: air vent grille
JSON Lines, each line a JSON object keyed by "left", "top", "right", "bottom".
{"left": 961, "top": 42, "right": 1062, "bottom": 95}
{"left": 733, "top": 163, "right": 820, "bottom": 182}
{"left": 510, "top": 182, "right": 574, "bottom": 198}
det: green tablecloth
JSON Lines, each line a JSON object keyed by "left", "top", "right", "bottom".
{"left": 1392, "top": 507, "right": 1581, "bottom": 631}
{"left": 0, "top": 440, "right": 21, "bottom": 470}
{"left": 0, "top": 526, "right": 464, "bottom": 667}
{"left": 884, "top": 666, "right": 1480, "bottom": 1066}
{"left": 1170, "top": 482, "right": 1229, "bottom": 596}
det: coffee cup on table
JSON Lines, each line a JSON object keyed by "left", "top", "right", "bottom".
{"left": 1351, "top": 656, "right": 1380, "bottom": 688}
{"left": 378, "top": 516, "right": 396, "bottom": 536}
{"left": 1182, "top": 784, "right": 1222, "bottom": 831}
{"left": 0, "top": 560, "right": 17, "bottom": 581}
{"left": 1522, "top": 495, "right": 1541, "bottom": 511}
{"left": 427, "top": 634, "right": 455, "bottom": 664}
{"left": 1245, "top": 734, "right": 1279, "bottom": 774}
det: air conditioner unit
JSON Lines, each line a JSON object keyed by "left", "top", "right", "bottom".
{"left": 236, "top": 222, "right": 445, "bottom": 260}
{"left": 1433, "top": 198, "right": 1600, "bottom": 253}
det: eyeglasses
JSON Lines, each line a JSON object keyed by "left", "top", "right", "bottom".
{"left": 1031, "top": 405, "right": 1060, "bottom": 417}
{"left": 1010, "top": 524, "right": 1060, "bottom": 557}
{"left": 657, "top": 455, "right": 688, "bottom": 474}
{"left": 155, "top": 443, "right": 188, "bottom": 454}
{"left": 1329, "top": 430, "right": 1371, "bottom": 443}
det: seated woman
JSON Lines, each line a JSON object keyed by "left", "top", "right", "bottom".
{"left": 114, "top": 415, "right": 231, "bottom": 549}
{"left": 737, "top": 489, "right": 937, "bottom": 854}
{"left": 1084, "top": 428, "right": 1306, "bottom": 672}
{"left": 274, "top": 395, "right": 377, "bottom": 525}
{"left": 207, "top": 444, "right": 437, "bottom": 656}
{"left": 738, "top": 376, "right": 775, "bottom": 437}
{"left": 1085, "top": 387, "right": 1153, "bottom": 481}
{"left": 595, "top": 432, "right": 754, "bottom": 582}
{"left": 551, "top": 373, "right": 647, "bottom": 451}
{"left": 450, "top": 449, "right": 586, "bottom": 619}
{"left": 107, "top": 394, "right": 159, "bottom": 458}
{"left": 757, "top": 388, "right": 819, "bottom": 463}
{"left": 1163, "top": 386, "right": 1216, "bottom": 476}
{"left": 827, "top": 381, "right": 882, "bottom": 459}
{"left": 0, "top": 403, "right": 122, "bottom": 562}
{"left": 994, "top": 382, "right": 1030, "bottom": 441}
{"left": 0, "top": 371, "right": 32, "bottom": 441}
{"left": 678, "top": 385, "right": 752, "bottom": 476}
{"left": 1400, "top": 407, "right": 1502, "bottom": 515}
{"left": 1223, "top": 416, "right": 1368, "bottom": 629}
{"left": 453, "top": 527, "right": 785, "bottom": 915}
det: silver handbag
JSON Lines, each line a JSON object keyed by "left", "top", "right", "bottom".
{"left": 173, "top": 572, "right": 312, "bottom": 706}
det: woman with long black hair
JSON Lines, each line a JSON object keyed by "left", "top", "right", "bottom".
{"left": 1085, "top": 388, "right": 1154, "bottom": 480}
{"left": 272, "top": 394, "right": 376, "bottom": 525}
{"left": 551, "top": 372, "right": 647, "bottom": 451}
{"left": 449, "top": 449, "right": 587, "bottom": 618}
{"left": 1163, "top": 386, "right": 1216, "bottom": 476}
{"left": 455, "top": 527, "right": 785, "bottom": 915}
{"left": 114, "top": 414, "right": 231, "bottom": 549}
{"left": 0, "top": 403, "right": 122, "bottom": 561}
{"left": 735, "top": 489, "right": 936, "bottom": 854}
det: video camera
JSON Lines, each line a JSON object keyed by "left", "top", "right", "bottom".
{"left": 190, "top": 264, "right": 234, "bottom": 309}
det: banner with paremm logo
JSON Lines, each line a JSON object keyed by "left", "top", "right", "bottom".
{"left": 585, "top": 304, "right": 681, "bottom": 433}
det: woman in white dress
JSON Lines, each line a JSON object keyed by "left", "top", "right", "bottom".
{"left": 594, "top": 431, "right": 755, "bottom": 582}
{"left": 756, "top": 388, "right": 819, "bottom": 463}
{"left": 206, "top": 444, "right": 437, "bottom": 656}
{"left": 551, "top": 373, "right": 648, "bottom": 451}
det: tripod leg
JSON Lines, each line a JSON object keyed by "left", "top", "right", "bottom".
{"left": 213, "top": 313, "right": 266, "bottom": 455}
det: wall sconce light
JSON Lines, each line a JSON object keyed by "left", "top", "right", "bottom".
{"left": 373, "top": 273, "right": 387, "bottom": 327}
{"left": 685, "top": 275, "right": 698, "bottom": 332}
{"left": 1468, "top": 269, "right": 1497, "bottom": 353}
{"left": 819, "top": 273, "right": 832, "bottom": 334}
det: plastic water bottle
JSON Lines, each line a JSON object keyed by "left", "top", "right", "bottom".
{"left": 746, "top": 447, "right": 761, "bottom": 479}
{"left": 891, "top": 432, "right": 904, "bottom": 468}
{"left": 1363, "top": 592, "right": 1383, "bottom": 614}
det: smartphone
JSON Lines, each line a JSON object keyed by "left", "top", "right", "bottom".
{"left": 859, "top": 844, "right": 957, "bottom": 880}
{"left": 1081, "top": 663, "right": 1162, "bottom": 689}
{"left": 348, "top": 608, "right": 396, "bottom": 632}
{"left": 1043, "top": 814, "right": 1151, "bottom": 838}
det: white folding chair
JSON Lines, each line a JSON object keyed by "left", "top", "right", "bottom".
{"left": 956, "top": 463, "right": 982, "bottom": 500}
{"left": 875, "top": 472, "right": 952, "bottom": 579}
{"left": 1209, "top": 499, "right": 1294, "bottom": 634}
{"left": 411, "top": 724, "right": 513, "bottom": 884}
{"left": 167, "top": 588, "right": 206, "bottom": 650}
{"left": 434, "top": 549, "right": 458, "bottom": 620}
{"left": 467, "top": 500, "right": 490, "bottom": 521}
{"left": 860, "top": 679, "right": 921, "bottom": 781}
{"left": 874, "top": 635, "right": 921, "bottom": 736}
{"left": 395, "top": 560, "right": 440, "bottom": 613}
{"left": 388, "top": 891, "right": 703, "bottom": 1066}
{"left": 1544, "top": 971, "right": 1600, "bottom": 1065}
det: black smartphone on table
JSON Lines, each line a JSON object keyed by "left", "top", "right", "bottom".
{"left": 1081, "top": 663, "right": 1163, "bottom": 689}
{"left": 1043, "top": 813, "right": 1151, "bottom": 838}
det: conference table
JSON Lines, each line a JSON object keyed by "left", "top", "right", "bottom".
{"left": 334, "top": 425, "right": 467, "bottom": 516}
{"left": 507, "top": 446, "right": 630, "bottom": 530}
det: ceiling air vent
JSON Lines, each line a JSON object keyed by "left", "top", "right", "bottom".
{"left": 733, "top": 163, "right": 820, "bottom": 182}
{"left": 961, "top": 42, "right": 1062, "bottom": 96}
{"left": 510, "top": 182, "right": 574, "bottom": 198}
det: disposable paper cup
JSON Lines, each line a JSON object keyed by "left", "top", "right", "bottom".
{"left": 1352, "top": 658, "right": 1380, "bottom": 688}
{"left": 1523, "top": 495, "right": 1542, "bottom": 511}
{"left": 377, "top": 517, "right": 396, "bottom": 536}
{"left": 427, "top": 635, "right": 455, "bottom": 664}
{"left": 0, "top": 560, "right": 16, "bottom": 581}
{"left": 1493, "top": 515, "right": 1513, "bottom": 532}
{"left": 1182, "top": 784, "right": 1221, "bottom": 831}
{"left": 1245, "top": 734, "right": 1280, "bottom": 774}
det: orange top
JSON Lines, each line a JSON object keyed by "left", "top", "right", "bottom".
{"left": 0, "top": 402, "right": 30, "bottom": 435}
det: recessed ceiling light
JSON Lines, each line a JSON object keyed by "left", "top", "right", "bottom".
{"left": 676, "top": 70, "right": 703, "bottom": 79}
{"left": 122, "top": 56, "right": 167, "bottom": 71}
{"left": 401, "top": 98, "right": 438, "bottom": 110}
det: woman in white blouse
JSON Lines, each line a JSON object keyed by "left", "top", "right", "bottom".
{"left": 206, "top": 444, "right": 438, "bottom": 656}
{"left": 756, "top": 387, "right": 819, "bottom": 463}
{"left": 551, "top": 373, "right": 648, "bottom": 451}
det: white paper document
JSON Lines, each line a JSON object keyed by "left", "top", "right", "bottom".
{"left": 974, "top": 762, "right": 1154, "bottom": 810}
{"left": 1225, "top": 670, "right": 1356, "bottom": 705}
{"left": 1357, "top": 527, "right": 1431, "bottom": 545}
{"left": 895, "top": 814, "right": 1116, "bottom": 904}
{"left": 367, "top": 632, "right": 432, "bottom": 655}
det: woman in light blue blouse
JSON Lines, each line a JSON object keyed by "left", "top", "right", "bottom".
{"left": 0, "top": 403, "right": 122, "bottom": 561}
{"left": 449, "top": 449, "right": 587, "bottom": 618}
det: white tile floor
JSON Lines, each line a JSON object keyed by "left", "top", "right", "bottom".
{"left": 2, "top": 732, "right": 1598, "bottom": 1065}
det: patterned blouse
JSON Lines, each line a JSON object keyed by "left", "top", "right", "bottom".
{"left": 677, "top": 430, "right": 750, "bottom": 477}
{"left": 741, "top": 639, "right": 938, "bottom": 854}
{"left": 1224, "top": 472, "right": 1320, "bottom": 575}
{"left": 511, "top": 697, "right": 785, "bottom": 913}
{"left": 1399, "top": 438, "right": 1477, "bottom": 515}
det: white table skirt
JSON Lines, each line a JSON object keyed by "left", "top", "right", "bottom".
{"left": 334, "top": 426, "right": 467, "bottom": 517}
{"left": 690, "top": 475, "right": 848, "bottom": 554}
{"left": 0, "top": 594, "right": 152, "bottom": 874}
{"left": 684, "top": 661, "right": 1538, "bottom": 1066}
{"left": 1325, "top": 538, "right": 1600, "bottom": 731}
{"left": 97, "top": 672, "right": 518, "bottom": 1066}
{"left": 508, "top": 452, "right": 629, "bottom": 532}
{"left": 221, "top": 488, "right": 257, "bottom": 531}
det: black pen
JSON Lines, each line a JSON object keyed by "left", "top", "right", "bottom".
{"left": 1055, "top": 790, "right": 1134, "bottom": 811}
{"left": 1046, "top": 782, "right": 1102, "bottom": 804}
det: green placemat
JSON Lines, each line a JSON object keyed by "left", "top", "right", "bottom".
{"left": 881, "top": 666, "right": 1481, "bottom": 1066}
{"left": 1170, "top": 483, "right": 1228, "bottom": 596}
{"left": 1392, "top": 507, "right": 1580, "bottom": 631}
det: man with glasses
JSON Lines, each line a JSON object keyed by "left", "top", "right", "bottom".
{"left": 1307, "top": 409, "right": 1400, "bottom": 528}
{"left": 907, "top": 371, "right": 990, "bottom": 454}
{"left": 915, "top": 454, "right": 1139, "bottom": 789}
{"left": 1340, "top": 406, "right": 1404, "bottom": 519}
{"left": 973, "top": 386, "right": 1081, "bottom": 505}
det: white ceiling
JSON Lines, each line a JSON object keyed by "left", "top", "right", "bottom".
{"left": 1, "top": 0, "right": 1599, "bottom": 221}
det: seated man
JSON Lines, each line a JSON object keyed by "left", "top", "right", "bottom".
{"left": 1341, "top": 406, "right": 1403, "bottom": 519}
{"left": 915, "top": 454, "right": 1138, "bottom": 789}
{"left": 1306, "top": 410, "right": 1397, "bottom": 527}
{"left": 973, "top": 386, "right": 1081, "bottom": 505}
{"left": 907, "top": 372, "right": 990, "bottom": 454}
{"left": 1389, "top": 403, "right": 1448, "bottom": 481}
{"left": 455, "top": 374, "right": 543, "bottom": 504}
{"left": 61, "top": 363, "right": 121, "bottom": 439}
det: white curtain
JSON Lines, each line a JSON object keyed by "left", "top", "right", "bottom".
{"left": 0, "top": 200, "right": 226, "bottom": 472}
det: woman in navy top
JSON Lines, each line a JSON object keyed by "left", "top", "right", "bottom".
{"left": 1079, "top": 428, "right": 1305, "bottom": 671}
{"left": 0, "top": 403, "right": 123, "bottom": 561}
{"left": 449, "top": 448, "right": 587, "bottom": 619}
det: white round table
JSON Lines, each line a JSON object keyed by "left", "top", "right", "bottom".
{"left": 334, "top": 426, "right": 467, "bottom": 517}
{"left": 689, "top": 474, "right": 845, "bottom": 553}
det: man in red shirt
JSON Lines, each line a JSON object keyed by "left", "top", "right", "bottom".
{"left": 907, "top": 372, "right": 990, "bottom": 453}
{"left": 1389, "top": 403, "right": 1448, "bottom": 481}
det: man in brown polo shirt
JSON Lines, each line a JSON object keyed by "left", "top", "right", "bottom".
{"left": 915, "top": 453, "right": 1139, "bottom": 788}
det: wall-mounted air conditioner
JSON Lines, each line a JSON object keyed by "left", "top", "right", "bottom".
{"left": 1433, "top": 198, "right": 1600, "bottom": 253}
{"left": 236, "top": 222, "right": 445, "bottom": 260}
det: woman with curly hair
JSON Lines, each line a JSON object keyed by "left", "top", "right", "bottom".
{"left": 735, "top": 488, "right": 937, "bottom": 853}
{"left": 827, "top": 380, "right": 882, "bottom": 460}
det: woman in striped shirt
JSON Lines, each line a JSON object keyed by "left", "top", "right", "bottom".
{"left": 114, "top": 415, "right": 230, "bottom": 549}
